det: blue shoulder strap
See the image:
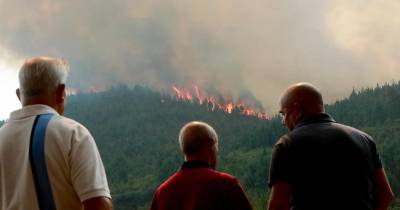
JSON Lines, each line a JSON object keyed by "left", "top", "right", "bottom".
{"left": 29, "top": 113, "right": 57, "bottom": 210}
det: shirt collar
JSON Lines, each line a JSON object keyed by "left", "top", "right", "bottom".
{"left": 294, "top": 113, "right": 335, "bottom": 129}
{"left": 181, "top": 160, "right": 210, "bottom": 170}
{"left": 9, "top": 104, "right": 59, "bottom": 120}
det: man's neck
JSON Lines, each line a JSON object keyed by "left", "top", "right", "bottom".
{"left": 22, "top": 98, "right": 60, "bottom": 114}
{"left": 181, "top": 160, "right": 210, "bottom": 170}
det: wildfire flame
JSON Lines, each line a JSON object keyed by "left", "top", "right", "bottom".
{"left": 66, "top": 84, "right": 268, "bottom": 120}
{"left": 170, "top": 85, "right": 268, "bottom": 119}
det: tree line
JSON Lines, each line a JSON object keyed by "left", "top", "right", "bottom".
{"left": 1, "top": 82, "right": 399, "bottom": 209}
{"left": 65, "top": 82, "right": 400, "bottom": 209}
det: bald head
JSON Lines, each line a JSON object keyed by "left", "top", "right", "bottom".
{"left": 279, "top": 83, "right": 325, "bottom": 130}
{"left": 179, "top": 121, "right": 218, "bottom": 158}
{"left": 280, "top": 82, "right": 324, "bottom": 114}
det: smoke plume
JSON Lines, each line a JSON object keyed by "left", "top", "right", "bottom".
{"left": 0, "top": 0, "right": 399, "bottom": 112}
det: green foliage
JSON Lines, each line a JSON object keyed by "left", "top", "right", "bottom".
{"left": 64, "top": 82, "right": 400, "bottom": 210}
{"left": 327, "top": 81, "right": 400, "bottom": 127}
{"left": 362, "top": 120, "right": 400, "bottom": 196}
{"left": 65, "top": 85, "right": 277, "bottom": 210}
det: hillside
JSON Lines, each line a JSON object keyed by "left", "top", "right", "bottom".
{"left": 65, "top": 85, "right": 285, "bottom": 210}
{"left": 327, "top": 82, "right": 400, "bottom": 127}
{"left": 63, "top": 83, "right": 400, "bottom": 209}
{"left": 1, "top": 82, "right": 399, "bottom": 209}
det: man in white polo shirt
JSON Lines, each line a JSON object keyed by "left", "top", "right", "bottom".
{"left": 0, "top": 57, "right": 113, "bottom": 210}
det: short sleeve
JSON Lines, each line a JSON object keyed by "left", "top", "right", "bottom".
{"left": 227, "top": 179, "right": 253, "bottom": 210}
{"left": 150, "top": 189, "right": 159, "bottom": 210}
{"left": 215, "top": 177, "right": 253, "bottom": 210}
{"left": 368, "top": 137, "right": 382, "bottom": 170}
{"left": 268, "top": 136, "right": 292, "bottom": 188}
{"left": 69, "top": 125, "right": 111, "bottom": 202}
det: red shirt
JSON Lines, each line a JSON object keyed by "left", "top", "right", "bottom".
{"left": 151, "top": 161, "right": 253, "bottom": 210}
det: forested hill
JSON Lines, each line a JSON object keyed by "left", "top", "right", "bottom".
{"left": 63, "top": 83, "right": 400, "bottom": 210}
{"left": 1, "top": 82, "right": 399, "bottom": 209}
{"left": 65, "top": 85, "right": 286, "bottom": 210}
{"left": 327, "top": 82, "right": 400, "bottom": 127}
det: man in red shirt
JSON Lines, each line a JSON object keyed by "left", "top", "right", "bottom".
{"left": 150, "top": 121, "right": 253, "bottom": 210}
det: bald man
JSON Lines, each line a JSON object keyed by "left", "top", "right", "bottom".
{"left": 150, "top": 121, "right": 253, "bottom": 210}
{"left": 267, "top": 83, "right": 394, "bottom": 210}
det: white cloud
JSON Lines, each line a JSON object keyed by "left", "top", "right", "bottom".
{"left": 0, "top": 47, "right": 22, "bottom": 119}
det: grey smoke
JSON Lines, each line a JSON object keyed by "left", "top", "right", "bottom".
{"left": 0, "top": 0, "right": 399, "bottom": 113}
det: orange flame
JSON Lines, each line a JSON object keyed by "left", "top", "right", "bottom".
{"left": 169, "top": 85, "right": 268, "bottom": 120}
{"left": 194, "top": 85, "right": 203, "bottom": 105}
{"left": 225, "top": 102, "right": 234, "bottom": 113}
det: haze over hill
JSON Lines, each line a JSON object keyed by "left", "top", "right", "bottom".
{"left": 1, "top": 0, "right": 400, "bottom": 114}
{"left": 0, "top": 1, "right": 399, "bottom": 208}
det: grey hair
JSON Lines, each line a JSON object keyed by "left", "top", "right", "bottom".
{"left": 178, "top": 121, "right": 219, "bottom": 155}
{"left": 19, "top": 57, "right": 69, "bottom": 97}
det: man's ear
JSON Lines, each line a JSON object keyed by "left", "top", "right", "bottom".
{"left": 56, "top": 84, "right": 66, "bottom": 103}
{"left": 293, "top": 102, "right": 303, "bottom": 120}
{"left": 16, "top": 88, "right": 21, "bottom": 102}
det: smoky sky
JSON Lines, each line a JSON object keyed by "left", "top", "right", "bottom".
{"left": 0, "top": 0, "right": 399, "bottom": 112}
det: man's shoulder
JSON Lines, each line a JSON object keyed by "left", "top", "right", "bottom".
{"left": 50, "top": 115, "right": 89, "bottom": 132}
{"left": 274, "top": 134, "right": 291, "bottom": 147}
{"left": 291, "top": 120, "right": 372, "bottom": 138}
{"left": 214, "top": 171, "right": 238, "bottom": 182}
{"left": 48, "top": 115, "right": 93, "bottom": 140}
{"left": 158, "top": 171, "right": 180, "bottom": 188}
{"left": 199, "top": 170, "right": 242, "bottom": 190}
{"left": 158, "top": 169, "right": 238, "bottom": 190}
{"left": 338, "top": 122, "right": 371, "bottom": 134}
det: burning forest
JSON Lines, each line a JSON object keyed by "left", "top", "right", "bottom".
{"left": 167, "top": 85, "right": 268, "bottom": 120}
{"left": 67, "top": 84, "right": 269, "bottom": 120}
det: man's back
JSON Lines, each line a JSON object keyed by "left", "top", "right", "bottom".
{"left": 0, "top": 105, "right": 110, "bottom": 210}
{"left": 269, "top": 113, "right": 381, "bottom": 210}
{"left": 151, "top": 161, "right": 253, "bottom": 210}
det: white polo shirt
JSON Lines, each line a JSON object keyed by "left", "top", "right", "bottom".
{"left": 0, "top": 104, "right": 111, "bottom": 210}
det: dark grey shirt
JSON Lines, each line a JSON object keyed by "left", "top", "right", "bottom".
{"left": 269, "top": 113, "right": 382, "bottom": 210}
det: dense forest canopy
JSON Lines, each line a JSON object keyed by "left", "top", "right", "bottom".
{"left": 64, "top": 82, "right": 400, "bottom": 210}
{"left": 1, "top": 82, "right": 399, "bottom": 209}
{"left": 65, "top": 85, "right": 280, "bottom": 210}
